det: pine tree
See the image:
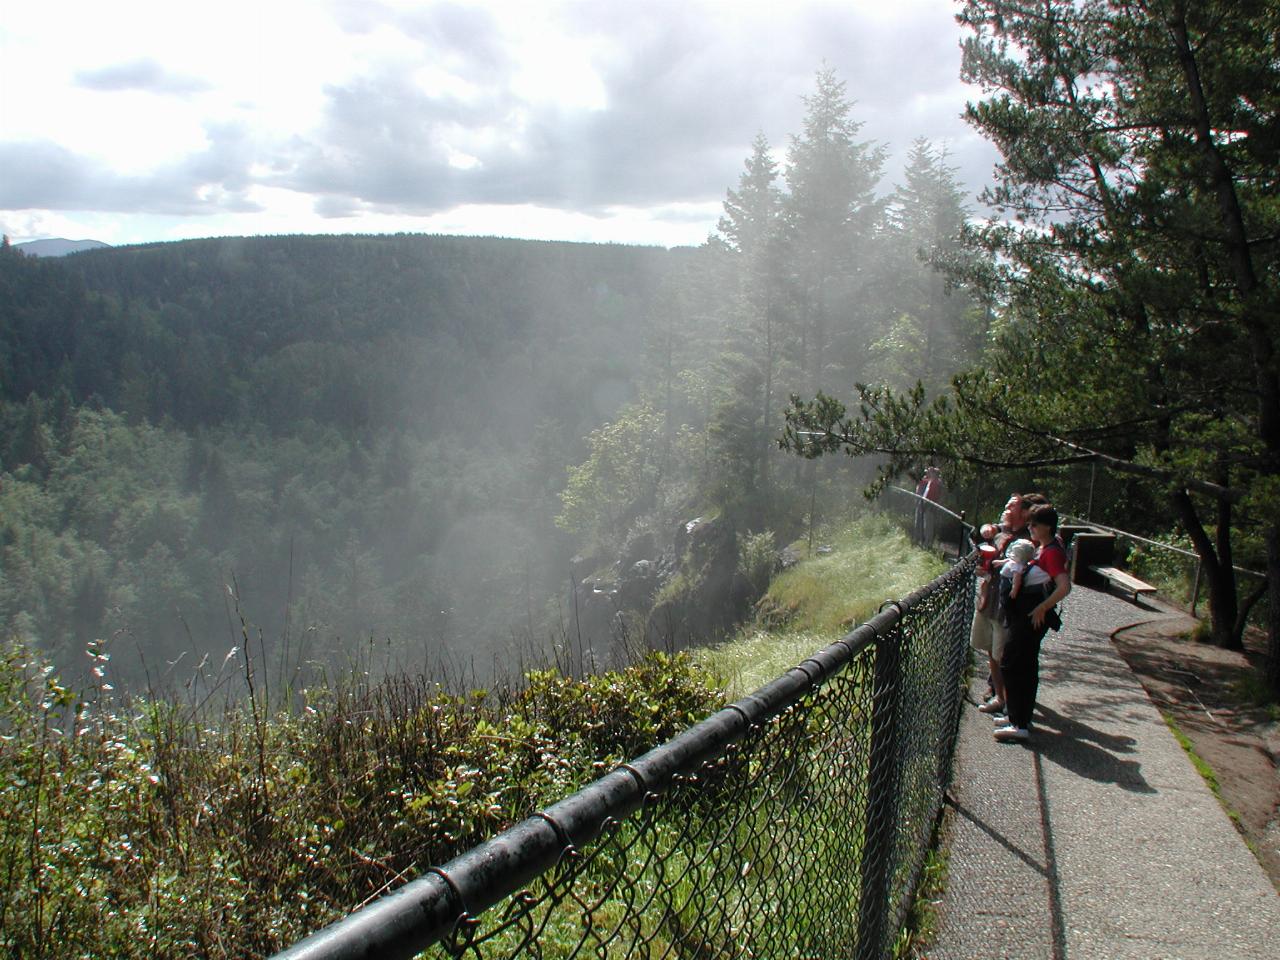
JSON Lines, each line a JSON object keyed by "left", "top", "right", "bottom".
{"left": 712, "top": 133, "right": 790, "bottom": 505}
{"left": 783, "top": 68, "right": 886, "bottom": 392}
{"left": 785, "top": 1, "right": 1280, "bottom": 682}
{"left": 874, "top": 139, "right": 983, "bottom": 391}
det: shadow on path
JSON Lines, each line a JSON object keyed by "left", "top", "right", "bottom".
{"left": 1033, "top": 704, "right": 1155, "bottom": 793}
{"left": 945, "top": 797, "right": 1048, "bottom": 878}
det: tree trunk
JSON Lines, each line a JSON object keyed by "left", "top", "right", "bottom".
{"left": 1213, "top": 467, "right": 1244, "bottom": 650}
{"left": 1170, "top": 488, "right": 1239, "bottom": 649}
{"left": 761, "top": 300, "right": 775, "bottom": 495}
{"left": 1169, "top": 7, "right": 1280, "bottom": 667}
{"left": 1265, "top": 513, "right": 1280, "bottom": 697}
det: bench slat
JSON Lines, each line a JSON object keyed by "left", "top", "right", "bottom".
{"left": 1089, "top": 564, "right": 1157, "bottom": 594}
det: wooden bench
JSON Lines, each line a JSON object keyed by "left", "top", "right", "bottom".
{"left": 1089, "top": 564, "right": 1157, "bottom": 602}
{"left": 1067, "top": 529, "right": 1116, "bottom": 583}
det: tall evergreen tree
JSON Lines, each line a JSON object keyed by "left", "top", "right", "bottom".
{"left": 783, "top": 68, "right": 887, "bottom": 392}
{"left": 873, "top": 138, "right": 983, "bottom": 391}
{"left": 712, "top": 133, "right": 790, "bottom": 505}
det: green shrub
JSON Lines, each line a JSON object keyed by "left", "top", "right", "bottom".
{"left": 737, "top": 530, "right": 777, "bottom": 596}
{"left": 0, "top": 639, "right": 722, "bottom": 958}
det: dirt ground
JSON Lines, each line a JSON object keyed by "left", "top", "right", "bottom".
{"left": 1110, "top": 612, "right": 1280, "bottom": 891}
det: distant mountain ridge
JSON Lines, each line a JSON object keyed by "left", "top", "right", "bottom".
{"left": 13, "top": 237, "right": 111, "bottom": 257}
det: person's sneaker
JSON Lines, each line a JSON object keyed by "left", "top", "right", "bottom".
{"left": 993, "top": 724, "right": 1030, "bottom": 743}
{"left": 990, "top": 711, "right": 1009, "bottom": 723}
{"left": 977, "top": 698, "right": 1005, "bottom": 713}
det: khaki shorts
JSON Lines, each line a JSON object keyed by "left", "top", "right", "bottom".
{"left": 970, "top": 609, "right": 1010, "bottom": 659}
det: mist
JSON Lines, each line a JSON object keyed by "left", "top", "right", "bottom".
{"left": 0, "top": 69, "right": 989, "bottom": 691}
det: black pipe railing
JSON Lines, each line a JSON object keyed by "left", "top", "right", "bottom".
{"left": 274, "top": 556, "right": 976, "bottom": 960}
{"left": 886, "top": 484, "right": 973, "bottom": 560}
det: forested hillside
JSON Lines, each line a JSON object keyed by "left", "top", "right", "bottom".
{"left": 1, "top": 234, "right": 695, "bottom": 681}
{"left": 0, "top": 71, "right": 987, "bottom": 688}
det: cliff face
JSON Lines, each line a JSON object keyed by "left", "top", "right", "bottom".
{"left": 569, "top": 514, "right": 786, "bottom": 660}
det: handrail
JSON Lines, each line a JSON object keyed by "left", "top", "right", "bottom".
{"left": 1063, "top": 514, "right": 1265, "bottom": 581}
{"left": 272, "top": 559, "right": 975, "bottom": 960}
{"left": 887, "top": 484, "right": 968, "bottom": 524}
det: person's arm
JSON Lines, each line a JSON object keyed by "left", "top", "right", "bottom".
{"left": 1032, "top": 572, "right": 1071, "bottom": 628}
{"left": 1010, "top": 569, "right": 1023, "bottom": 599}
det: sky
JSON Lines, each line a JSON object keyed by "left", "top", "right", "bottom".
{"left": 0, "top": 0, "right": 999, "bottom": 250}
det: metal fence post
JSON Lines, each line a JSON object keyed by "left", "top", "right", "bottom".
{"left": 940, "top": 559, "right": 976, "bottom": 792}
{"left": 855, "top": 619, "right": 906, "bottom": 960}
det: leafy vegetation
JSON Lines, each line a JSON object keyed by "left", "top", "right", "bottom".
{"left": 0, "top": 637, "right": 722, "bottom": 958}
{"left": 0, "top": 511, "right": 931, "bottom": 958}
{"left": 1, "top": 67, "right": 985, "bottom": 684}
{"left": 0, "top": 234, "right": 691, "bottom": 684}
{"left": 782, "top": 1, "right": 1280, "bottom": 688}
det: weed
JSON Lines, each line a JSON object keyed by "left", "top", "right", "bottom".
{"left": 1160, "top": 712, "right": 1247, "bottom": 833}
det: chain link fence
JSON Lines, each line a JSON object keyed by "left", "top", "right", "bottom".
{"left": 274, "top": 558, "right": 976, "bottom": 960}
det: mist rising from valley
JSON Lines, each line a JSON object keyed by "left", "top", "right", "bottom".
{"left": 0, "top": 73, "right": 987, "bottom": 691}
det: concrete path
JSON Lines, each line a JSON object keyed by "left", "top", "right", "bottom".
{"left": 928, "top": 586, "right": 1280, "bottom": 960}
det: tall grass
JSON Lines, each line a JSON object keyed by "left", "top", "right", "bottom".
{"left": 0, "top": 640, "right": 721, "bottom": 959}
{"left": 698, "top": 514, "right": 947, "bottom": 696}
{"left": 0, "top": 511, "right": 945, "bottom": 958}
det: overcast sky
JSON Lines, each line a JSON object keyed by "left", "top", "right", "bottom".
{"left": 0, "top": 0, "right": 998, "bottom": 249}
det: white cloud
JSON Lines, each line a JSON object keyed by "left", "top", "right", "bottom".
{"left": 0, "top": 0, "right": 999, "bottom": 247}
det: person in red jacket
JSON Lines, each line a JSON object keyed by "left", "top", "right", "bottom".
{"left": 994, "top": 503, "right": 1072, "bottom": 743}
{"left": 972, "top": 492, "right": 1046, "bottom": 714}
{"left": 913, "top": 466, "right": 945, "bottom": 544}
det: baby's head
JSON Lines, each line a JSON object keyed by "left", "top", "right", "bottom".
{"left": 1008, "top": 539, "right": 1036, "bottom": 564}
{"left": 979, "top": 522, "right": 998, "bottom": 541}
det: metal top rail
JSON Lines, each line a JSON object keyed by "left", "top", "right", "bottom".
{"left": 272, "top": 561, "right": 972, "bottom": 960}
{"left": 887, "top": 484, "right": 968, "bottom": 525}
{"left": 1063, "top": 514, "right": 1266, "bottom": 581}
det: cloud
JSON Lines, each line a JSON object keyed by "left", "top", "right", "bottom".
{"left": 267, "top": 1, "right": 993, "bottom": 223}
{"left": 0, "top": 122, "right": 262, "bottom": 215}
{"left": 74, "top": 58, "right": 211, "bottom": 96}
{"left": 277, "top": 8, "right": 796, "bottom": 215}
{"left": 1, "top": 1, "right": 1000, "bottom": 243}
{"left": 0, "top": 142, "right": 91, "bottom": 209}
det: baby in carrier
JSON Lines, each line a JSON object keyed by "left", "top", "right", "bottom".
{"left": 996, "top": 539, "right": 1048, "bottom": 624}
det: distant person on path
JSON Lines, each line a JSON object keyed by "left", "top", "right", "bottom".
{"left": 972, "top": 493, "right": 1046, "bottom": 716}
{"left": 914, "top": 466, "right": 944, "bottom": 545}
{"left": 994, "top": 503, "right": 1071, "bottom": 743}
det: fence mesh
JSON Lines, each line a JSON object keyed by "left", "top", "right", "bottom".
{"left": 276, "top": 559, "right": 976, "bottom": 960}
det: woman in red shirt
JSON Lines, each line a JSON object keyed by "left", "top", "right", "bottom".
{"left": 994, "top": 504, "right": 1072, "bottom": 742}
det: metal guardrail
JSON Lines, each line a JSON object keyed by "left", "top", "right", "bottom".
{"left": 1062, "top": 513, "right": 1266, "bottom": 617}
{"left": 886, "top": 485, "right": 973, "bottom": 561}
{"left": 274, "top": 557, "right": 977, "bottom": 960}
{"left": 1062, "top": 514, "right": 1265, "bottom": 580}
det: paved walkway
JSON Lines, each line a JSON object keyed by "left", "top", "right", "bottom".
{"left": 929, "top": 586, "right": 1280, "bottom": 959}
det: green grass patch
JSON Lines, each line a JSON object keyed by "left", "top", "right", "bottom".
{"left": 894, "top": 845, "right": 950, "bottom": 958}
{"left": 1160, "top": 711, "right": 1245, "bottom": 832}
{"left": 698, "top": 514, "right": 947, "bottom": 696}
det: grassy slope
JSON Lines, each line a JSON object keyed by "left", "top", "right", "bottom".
{"left": 698, "top": 513, "right": 948, "bottom": 697}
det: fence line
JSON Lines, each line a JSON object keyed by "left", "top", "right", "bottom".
{"left": 1062, "top": 514, "right": 1266, "bottom": 581}
{"left": 885, "top": 485, "right": 973, "bottom": 561}
{"left": 274, "top": 557, "right": 977, "bottom": 960}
